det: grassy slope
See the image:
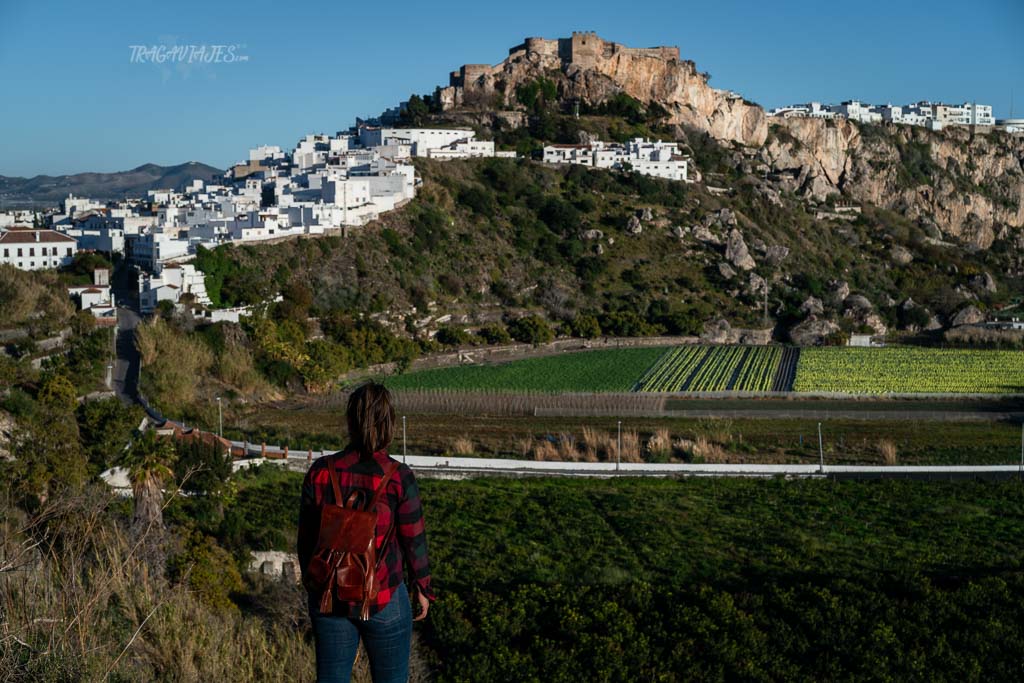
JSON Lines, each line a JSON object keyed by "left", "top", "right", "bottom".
{"left": 196, "top": 150, "right": 1020, "bottom": 342}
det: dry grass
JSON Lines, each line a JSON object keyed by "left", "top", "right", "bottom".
{"left": 516, "top": 435, "right": 535, "bottom": 459}
{"left": 532, "top": 440, "right": 559, "bottom": 461}
{"left": 878, "top": 439, "right": 898, "bottom": 466}
{"left": 620, "top": 429, "right": 642, "bottom": 463}
{"left": 450, "top": 436, "right": 475, "bottom": 456}
{"left": 0, "top": 486, "right": 433, "bottom": 682}
{"left": 556, "top": 433, "right": 577, "bottom": 460}
{"left": 647, "top": 428, "right": 673, "bottom": 461}
{"left": 693, "top": 437, "right": 730, "bottom": 463}
{"left": 580, "top": 427, "right": 615, "bottom": 461}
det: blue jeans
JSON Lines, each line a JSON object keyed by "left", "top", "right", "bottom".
{"left": 310, "top": 582, "right": 412, "bottom": 683}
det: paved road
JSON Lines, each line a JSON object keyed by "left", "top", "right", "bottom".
{"left": 229, "top": 448, "right": 1024, "bottom": 482}
{"left": 112, "top": 306, "right": 141, "bottom": 406}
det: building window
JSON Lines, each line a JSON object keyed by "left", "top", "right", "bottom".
{"left": 66, "top": 248, "right": 72, "bottom": 256}
{"left": 17, "top": 248, "right": 22, "bottom": 257}
{"left": 2, "top": 249, "right": 6, "bottom": 257}
{"left": 29, "top": 248, "right": 34, "bottom": 257}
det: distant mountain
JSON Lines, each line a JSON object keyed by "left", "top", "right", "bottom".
{"left": 0, "top": 161, "right": 225, "bottom": 208}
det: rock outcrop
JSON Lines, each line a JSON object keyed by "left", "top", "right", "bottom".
{"left": 951, "top": 305, "right": 985, "bottom": 327}
{"left": 725, "top": 229, "right": 756, "bottom": 270}
{"left": 789, "top": 318, "right": 840, "bottom": 346}
{"left": 436, "top": 33, "right": 768, "bottom": 147}
{"left": 762, "top": 118, "right": 1024, "bottom": 243}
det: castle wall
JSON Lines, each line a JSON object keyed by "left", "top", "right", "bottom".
{"left": 523, "top": 37, "right": 559, "bottom": 58}
{"left": 570, "top": 31, "right": 601, "bottom": 69}
{"left": 460, "top": 64, "right": 491, "bottom": 89}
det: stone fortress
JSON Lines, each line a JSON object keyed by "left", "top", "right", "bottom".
{"left": 447, "top": 32, "right": 680, "bottom": 90}
{"left": 434, "top": 32, "right": 768, "bottom": 148}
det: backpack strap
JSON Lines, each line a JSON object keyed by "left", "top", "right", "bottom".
{"left": 367, "top": 461, "right": 400, "bottom": 511}
{"left": 326, "top": 453, "right": 344, "bottom": 507}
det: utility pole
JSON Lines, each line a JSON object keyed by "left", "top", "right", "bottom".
{"left": 617, "top": 420, "right": 622, "bottom": 472}
{"left": 763, "top": 281, "right": 769, "bottom": 326}
{"left": 817, "top": 422, "right": 824, "bottom": 474}
{"left": 403, "top": 416, "right": 407, "bottom": 464}
{"left": 1019, "top": 421, "right": 1022, "bottom": 479}
{"left": 217, "top": 396, "right": 223, "bottom": 438}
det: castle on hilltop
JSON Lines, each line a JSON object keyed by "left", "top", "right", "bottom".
{"left": 446, "top": 32, "right": 680, "bottom": 89}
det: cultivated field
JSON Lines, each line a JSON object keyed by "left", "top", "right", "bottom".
{"left": 794, "top": 347, "right": 1024, "bottom": 394}
{"left": 384, "top": 344, "right": 1024, "bottom": 396}
{"left": 637, "top": 345, "right": 788, "bottom": 392}
{"left": 384, "top": 346, "right": 665, "bottom": 393}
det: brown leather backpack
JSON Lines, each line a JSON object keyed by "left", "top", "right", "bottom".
{"left": 305, "top": 456, "right": 399, "bottom": 620}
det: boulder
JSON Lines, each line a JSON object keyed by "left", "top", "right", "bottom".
{"left": 861, "top": 313, "right": 888, "bottom": 336}
{"left": 951, "top": 305, "right": 985, "bottom": 327}
{"left": 626, "top": 215, "right": 643, "bottom": 235}
{"left": 764, "top": 245, "right": 789, "bottom": 266}
{"left": 891, "top": 245, "right": 913, "bottom": 266}
{"left": 640, "top": 207, "right": 654, "bottom": 221}
{"left": 718, "top": 262, "right": 736, "bottom": 280}
{"left": 843, "top": 294, "right": 873, "bottom": 312}
{"left": 829, "top": 279, "right": 850, "bottom": 304}
{"left": 700, "top": 318, "right": 733, "bottom": 344}
{"left": 671, "top": 225, "right": 687, "bottom": 239}
{"left": 746, "top": 272, "right": 767, "bottom": 296}
{"left": 718, "top": 208, "right": 738, "bottom": 226}
{"left": 581, "top": 229, "right": 604, "bottom": 241}
{"left": 789, "top": 318, "right": 840, "bottom": 346}
{"left": 725, "top": 229, "right": 756, "bottom": 271}
{"left": 969, "top": 272, "right": 997, "bottom": 293}
{"left": 693, "top": 224, "right": 720, "bottom": 244}
{"left": 595, "top": 243, "right": 604, "bottom": 256}
{"left": 800, "top": 296, "right": 824, "bottom": 317}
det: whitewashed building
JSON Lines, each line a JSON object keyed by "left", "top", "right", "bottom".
{"left": 0, "top": 229, "right": 78, "bottom": 270}
{"left": 138, "top": 263, "right": 211, "bottom": 313}
{"left": 543, "top": 137, "right": 689, "bottom": 181}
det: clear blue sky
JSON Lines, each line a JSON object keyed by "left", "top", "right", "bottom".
{"left": 1, "top": 0, "right": 1021, "bottom": 176}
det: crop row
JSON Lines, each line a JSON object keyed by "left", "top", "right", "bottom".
{"left": 638, "top": 346, "right": 782, "bottom": 392}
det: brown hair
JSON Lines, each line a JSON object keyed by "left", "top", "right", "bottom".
{"left": 346, "top": 382, "right": 396, "bottom": 455}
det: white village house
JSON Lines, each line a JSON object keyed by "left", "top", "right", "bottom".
{"left": 0, "top": 228, "right": 78, "bottom": 270}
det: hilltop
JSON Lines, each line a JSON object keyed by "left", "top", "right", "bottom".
{"left": 402, "top": 33, "right": 1022, "bottom": 243}
{"left": 0, "top": 161, "right": 224, "bottom": 207}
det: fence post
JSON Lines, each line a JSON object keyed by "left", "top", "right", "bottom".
{"left": 617, "top": 420, "right": 622, "bottom": 472}
{"left": 818, "top": 422, "right": 824, "bottom": 474}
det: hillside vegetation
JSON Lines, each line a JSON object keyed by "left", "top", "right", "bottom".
{"left": 138, "top": 145, "right": 1020, "bottom": 417}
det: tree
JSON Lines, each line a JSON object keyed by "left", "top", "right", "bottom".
{"left": 476, "top": 323, "right": 512, "bottom": 345}
{"left": 569, "top": 314, "right": 602, "bottom": 339}
{"left": 436, "top": 325, "right": 473, "bottom": 347}
{"left": 122, "top": 431, "right": 177, "bottom": 534}
{"left": 403, "top": 94, "right": 430, "bottom": 126}
{"left": 507, "top": 315, "right": 555, "bottom": 345}
{"left": 77, "top": 398, "right": 145, "bottom": 473}
{"left": 9, "top": 405, "right": 88, "bottom": 507}
{"left": 38, "top": 374, "right": 77, "bottom": 413}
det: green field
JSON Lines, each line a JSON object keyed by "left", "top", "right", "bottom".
{"left": 384, "top": 346, "right": 666, "bottom": 392}
{"left": 224, "top": 471, "right": 1024, "bottom": 681}
{"left": 385, "top": 345, "right": 1024, "bottom": 396}
{"left": 795, "top": 347, "right": 1024, "bottom": 394}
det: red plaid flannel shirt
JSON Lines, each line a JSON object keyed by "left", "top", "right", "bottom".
{"left": 298, "top": 449, "right": 436, "bottom": 617}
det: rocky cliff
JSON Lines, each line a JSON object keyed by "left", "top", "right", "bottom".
{"left": 430, "top": 32, "right": 1023, "bottom": 257}
{"left": 761, "top": 119, "right": 1024, "bottom": 246}
{"left": 436, "top": 32, "right": 768, "bottom": 147}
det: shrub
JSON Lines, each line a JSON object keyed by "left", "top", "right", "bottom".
{"left": 507, "top": 315, "right": 555, "bottom": 345}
